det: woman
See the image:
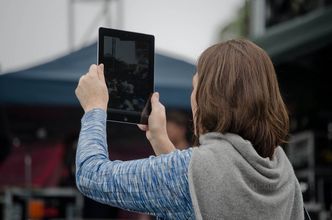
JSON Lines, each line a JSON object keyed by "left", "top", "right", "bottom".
{"left": 75, "top": 39, "right": 304, "bottom": 220}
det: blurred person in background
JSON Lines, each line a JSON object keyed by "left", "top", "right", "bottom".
{"left": 75, "top": 39, "right": 304, "bottom": 219}
{"left": 166, "top": 110, "right": 191, "bottom": 150}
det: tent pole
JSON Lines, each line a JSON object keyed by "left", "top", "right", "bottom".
{"left": 24, "top": 153, "right": 32, "bottom": 188}
{"left": 68, "top": 0, "right": 75, "bottom": 52}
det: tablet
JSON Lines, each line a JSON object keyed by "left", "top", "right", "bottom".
{"left": 98, "top": 27, "right": 154, "bottom": 124}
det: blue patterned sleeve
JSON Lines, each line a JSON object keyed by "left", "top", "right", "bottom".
{"left": 75, "top": 108, "right": 194, "bottom": 220}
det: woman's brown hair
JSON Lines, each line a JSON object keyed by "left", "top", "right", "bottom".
{"left": 194, "top": 39, "right": 289, "bottom": 158}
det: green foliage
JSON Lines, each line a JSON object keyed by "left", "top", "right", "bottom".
{"left": 219, "top": 0, "right": 250, "bottom": 41}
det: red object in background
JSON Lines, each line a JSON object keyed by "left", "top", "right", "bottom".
{"left": 0, "top": 142, "right": 64, "bottom": 188}
{"left": 43, "top": 207, "right": 60, "bottom": 218}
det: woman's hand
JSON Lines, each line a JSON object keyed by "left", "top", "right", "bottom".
{"left": 75, "top": 64, "right": 109, "bottom": 112}
{"left": 138, "top": 92, "right": 175, "bottom": 155}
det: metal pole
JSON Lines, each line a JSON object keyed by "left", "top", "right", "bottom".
{"left": 249, "top": 0, "right": 266, "bottom": 37}
{"left": 79, "top": 2, "right": 106, "bottom": 46}
{"left": 117, "top": 0, "right": 124, "bottom": 28}
{"left": 24, "top": 153, "right": 32, "bottom": 188}
{"left": 104, "top": 0, "right": 111, "bottom": 27}
{"left": 68, "top": 0, "right": 75, "bottom": 51}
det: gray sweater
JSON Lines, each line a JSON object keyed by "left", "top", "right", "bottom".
{"left": 188, "top": 132, "right": 304, "bottom": 220}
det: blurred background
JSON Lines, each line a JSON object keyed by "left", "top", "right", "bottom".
{"left": 0, "top": 0, "right": 331, "bottom": 219}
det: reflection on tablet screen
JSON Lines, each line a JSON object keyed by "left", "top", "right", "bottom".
{"left": 103, "top": 36, "right": 151, "bottom": 117}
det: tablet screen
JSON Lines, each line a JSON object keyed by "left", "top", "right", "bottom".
{"left": 98, "top": 28, "right": 154, "bottom": 124}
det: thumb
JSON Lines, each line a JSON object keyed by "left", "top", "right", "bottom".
{"left": 151, "top": 92, "right": 160, "bottom": 112}
{"left": 137, "top": 124, "right": 148, "bottom": 131}
{"left": 97, "top": 64, "right": 105, "bottom": 81}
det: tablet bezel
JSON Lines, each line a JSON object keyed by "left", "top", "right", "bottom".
{"left": 98, "top": 27, "right": 154, "bottom": 125}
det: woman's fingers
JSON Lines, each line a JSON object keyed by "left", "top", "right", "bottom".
{"left": 97, "top": 64, "right": 105, "bottom": 81}
{"left": 150, "top": 92, "right": 159, "bottom": 108}
{"left": 88, "top": 64, "right": 98, "bottom": 77}
{"left": 138, "top": 92, "right": 165, "bottom": 132}
{"left": 75, "top": 64, "right": 109, "bottom": 112}
{"left": 151, "top": 92, "right": 165, "bottom": 113}
{"left": 137, "top": 124, "right": 148, "bottom": 131}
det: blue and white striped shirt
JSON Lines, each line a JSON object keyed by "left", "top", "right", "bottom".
{"left": 75, "top": 108, "right": 195, "bottom": 219}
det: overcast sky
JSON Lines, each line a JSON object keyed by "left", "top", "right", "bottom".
{"left": 0, "top": 0, "right": 244, "bottom": 73}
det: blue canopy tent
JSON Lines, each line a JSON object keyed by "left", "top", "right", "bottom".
{"left": 0, "top": 43, "right": 195, "bottom": 108}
